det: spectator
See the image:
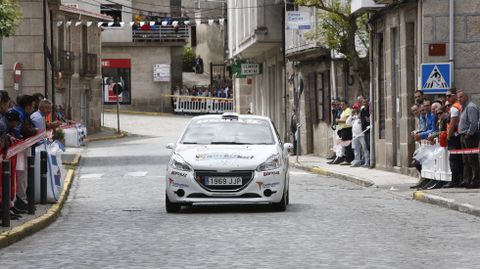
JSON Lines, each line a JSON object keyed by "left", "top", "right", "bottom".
{"left": 415, "top": 99, "right": 437, "bottom": 141}
{"left": 31, "top": 99, "right": 55, "bottom": 132}
{"left": 443, "top": 88, "right": 463, "bottom": 188}
{"left": 360, "top": 98, "right": 371, "bottom": 151}
{"left": 327, "top": 99, "right": 343, "bottom": 164}
{"left": 290, "top": 105, "right": 298, "bottom": 155}
{"left": 348, "top": 103, "right": 369, "bottom": 167}
{"left": 12, "top": 95, "right": 37, "bottom": 139}
{"left": 457, "top": 90, "right": 480, "bottom": 188}
{"left": 335, "top": 100, "right": 354, "bottom": 165}
{"left": 195, "top": 55, "right": 204, "bottom": 74}
{"left": 415, "top": 90, "right": 424, "bottom": 106}
{"left": 32, "top": 93, "right": 44, "bottom": 111}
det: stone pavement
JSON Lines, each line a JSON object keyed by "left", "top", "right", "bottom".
{"left": 0, "top": 127, "right": 126, "bottom": 248}
{"left": 290, "top": 154, "right": 480, "bottom": 218}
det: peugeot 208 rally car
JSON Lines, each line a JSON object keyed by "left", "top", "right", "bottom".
{"left": 165, "top": 113, "right": 292, "bottom": 213}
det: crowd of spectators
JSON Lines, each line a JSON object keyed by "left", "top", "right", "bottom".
{"left": 0, "top": 91, "right": 66, "bottom": 220}
{"left": 320, "top": 96, "right": 371, "bottom": 167}
{"left": 410, "top": 88, "right": 479, "bottom": 189}
{"left": 174, "top": 83, "right": 233, "bottom": 99}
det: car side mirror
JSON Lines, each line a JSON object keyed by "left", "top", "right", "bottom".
{"left": 166, "top": 143, "right": 175, "bottom": 150}
{"left": 283, "top": 143, "right": 293, "bottom": 151}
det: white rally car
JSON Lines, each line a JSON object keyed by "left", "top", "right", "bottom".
{"left": 165, "top": 113, "right": 292, "bottom": 213}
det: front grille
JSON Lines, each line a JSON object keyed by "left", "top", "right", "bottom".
{"left": 194, "top": 170, "right": 254, "bottom": 192}
{"left": 187, "top": 193, "right": 261, "bottom": 198}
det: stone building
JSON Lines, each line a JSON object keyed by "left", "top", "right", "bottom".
{"left": 227, "top": 0, "right": 286, "bottom": 139}
{"left": 353, "top": 0, "right": 480, "bottom": 174}
{"left": 285, "top": 3, "right": 363, "bottom": 156}
{"left": 100, "top": 0, "right": 187, "bottom": 112}
{"left": 1, "top": 0, "right": 108, "bottom": 133}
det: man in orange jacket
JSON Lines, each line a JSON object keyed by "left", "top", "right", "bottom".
{"left": 443, "top": 88, "right": 464, "bottom": 188}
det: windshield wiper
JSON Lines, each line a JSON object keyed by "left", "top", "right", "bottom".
{"left": 210, "top": 142, "right": 247, "bottom": 145}
{"left": 182, "top": 142, "right": 197, "bottom": 144}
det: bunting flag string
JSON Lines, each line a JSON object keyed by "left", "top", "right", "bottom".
{"left": 55, "top": 18, "right": 226, "bottom": 27}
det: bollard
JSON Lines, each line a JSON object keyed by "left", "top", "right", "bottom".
{"left": 2, "top": 160, "right": 11, "bottom": 227}
{"left": 40, "top": 151, "right": 48, "bottom": 205}
{"left": 27, "top": 156, "right": 35, "bottom": 214}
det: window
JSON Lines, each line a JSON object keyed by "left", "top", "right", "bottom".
{"left": 102, "top": 59, "right": 132, "bottom": 104}
{"left": 101, "top": 4, "right": 122, "bottom": 27}
{"left": 377, "top": 33, "right": 386, "bottom": 139}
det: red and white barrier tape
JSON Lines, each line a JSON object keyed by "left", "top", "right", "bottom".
{"left": 449, "top": 148, "right": 480, "bottom": 154}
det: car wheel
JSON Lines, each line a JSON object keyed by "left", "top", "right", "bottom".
{"left": 165, "top": 193, "right": 181, "bottom": 213}
{"left": 272, "top": 190, "right": 287, "bottom": 212}
{"left": 286, "top": 188, "right": 290, "bottom": 205}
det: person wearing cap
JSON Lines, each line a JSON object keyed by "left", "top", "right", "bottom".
{"left": 443, "top": 88, "right": 464, "bottom": 188}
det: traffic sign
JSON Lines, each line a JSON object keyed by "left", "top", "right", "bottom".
{"left": 421, "top": 63, "right": 451, "bottom": 94}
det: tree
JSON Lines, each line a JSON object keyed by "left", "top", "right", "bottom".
{"left": 295, "top": 0, "right": 369, "bottom": 94}
{"left": 0, "top": 0, "right": 22, "bottom": 37}
{"left": 183, "top": 47, "right": 196, "bottom": 72}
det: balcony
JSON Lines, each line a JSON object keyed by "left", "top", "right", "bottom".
{"left": 351, "top": 0, "right": 386, "bottom": 14}
{"left": 132, "top": 25, "right": 188, "bottom": 44}
{"left": 58, "top": 50, "right": 74, "bottom": 76}
{"left": 81, "top": 53, "right": 98, "bottom": 77}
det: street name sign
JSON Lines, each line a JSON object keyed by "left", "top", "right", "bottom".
{"left": 241, "top": 63, "right": 261, "bottom": 76}
{"left": 286, "top": 11, "right": 311, "bottom": 30}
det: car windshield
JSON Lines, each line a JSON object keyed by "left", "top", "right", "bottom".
{"left": 180, "top": 118, "right": 276, "bottom": 145}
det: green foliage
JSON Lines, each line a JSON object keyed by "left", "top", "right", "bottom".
{"left": 183, "top": 47, "right": 196, "bottom": 72}
{"left": 0, "top": 0, "right": 22, "bottom": 37}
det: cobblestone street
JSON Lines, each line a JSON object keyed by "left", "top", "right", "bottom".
{"left": 0, "top": 113, "right": 479, "bottom": 269}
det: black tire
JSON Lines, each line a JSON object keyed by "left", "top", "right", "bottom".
{"left": 165, "top": 193, "right": 181, "bottom": 213}
{"left": 272, "top": 190, "right": 287, "bottom": 212}
{"left": 286, "top": 188, "right": 290, "bottom": 205}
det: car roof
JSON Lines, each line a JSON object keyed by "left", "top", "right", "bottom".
{"left": 190, "top": 114, "right": 272, "bottom": 122}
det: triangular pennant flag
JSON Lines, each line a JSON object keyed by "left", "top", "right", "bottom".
{"left": 75, "top": 21, "right": 82, "bottom": 27}
{"left": 208, "top": 19, "right": 214, "bottom": 25}
{"left": 219, "top": 18, "right": 224, "bottom": 26}
{"left": 172, "top": 21, "right": 178, "bottom": 26}
{"left": 97, "top": 22, "right": 103, "bottom": 27}
{"left": 86, "top": 21, "right": 93, "bottom": 27}
{"left": 184, "top": 20, "right": 190, "bottom": 25}
{"left": 56, "top": 21, "right": 63, "bottom": 27}
{"left": 140, "top": 21, "right": 145, "bottom": 27}
{"left": 161, "top": 21, "right": 168, "bottom": 26}
{"left": 130, "top": 21, "right": 135, "bottom": 26}
{"left": 119, "top": 22, "right": 125, "bottom": 27}
{"left": 66, "top": 21, "right": 72, "bottom": 27}
{"left": 149, "top": 21, "right": 155, "bottom": 26}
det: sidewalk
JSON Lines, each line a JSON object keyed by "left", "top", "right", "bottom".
{"left": 290, "top": 154, "right": 480, "bottom": 217}
{"left": 0, "top": 127, "right": 127, "bottom": 248}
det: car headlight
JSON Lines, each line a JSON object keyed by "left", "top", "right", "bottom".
{"left": 256, "top": 153, "right": 282, "bottom": 171}
{"left": 169, "top": 154, "right": 192, "bottom": 171}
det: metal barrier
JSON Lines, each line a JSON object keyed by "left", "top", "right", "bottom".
{"left": 1, "top": 132, "right": 45, "bottom": 227}
{"left": 167, "top": 95, "right": 234, "bottom": 114}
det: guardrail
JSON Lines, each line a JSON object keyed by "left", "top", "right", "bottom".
{"left": 1, "top": 132, "right": 45, "bottom": 227}
{"left": 165, "top": 95, "right": 234, "bottom": 114}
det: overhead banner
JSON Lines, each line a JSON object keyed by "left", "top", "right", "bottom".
{"left": 286, "top": 11, "right": 311, "bottom": 30}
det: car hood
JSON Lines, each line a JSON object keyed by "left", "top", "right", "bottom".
{"left": 174, "top": 144, "right": 280, "bottom": 170}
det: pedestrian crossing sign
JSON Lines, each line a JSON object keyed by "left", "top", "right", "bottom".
{"left": 421, "top": 63, "right": 451, "bottom": 94}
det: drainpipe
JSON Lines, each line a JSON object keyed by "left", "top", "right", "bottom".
{"left": 417, "top": 0, "right": 422, "bottom": 90}
{"left": 369, "top": 18, "right": 375, "bottom": 168}
{"left": 449, "top": 0, "right": 455, "bottom": 87}
{"left": 330, "top": 50, "right": 337, "bottom": 99}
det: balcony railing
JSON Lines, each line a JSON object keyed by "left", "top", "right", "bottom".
{"left": 58, "top": 50, "right": 74, "bottom": 76}
{"left": 132, "top": 25, "right": 189, "bottom": 43}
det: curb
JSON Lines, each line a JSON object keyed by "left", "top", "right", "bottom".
{"left": 84, "top": 132, "right": 127, "bottom": 143}
{"left": 103, "top": 109, "right": 169, "bottom": 117}
{"left": 413, "top": 191, "right": 480, "bottom": 217}
{"left": 290, "top": 161, "right": 375, "bottom": 187}
{"left": 0, "top": 169, "right": 76, "bottom": 248}
{"left": 63, "top": 153, "right": 81, "bottom": 167}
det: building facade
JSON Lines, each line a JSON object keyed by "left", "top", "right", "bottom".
{"left": 227, "top": 0, "right": 286, "bottom": 139}
{"left": 285, "top": 3, "right": 363, "bottom": 156}
{"left": 100, "top": 0, "right": 187, "bottom": 112}
{"left": 1, "top": 0, "right": 108, "bottom": 133}
{"left": 355, "top": 0, "right": 480, "bottom": 174}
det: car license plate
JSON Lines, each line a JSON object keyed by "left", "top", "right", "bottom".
{"left": 205, "top": 177, "right": 242, "bottom": 186}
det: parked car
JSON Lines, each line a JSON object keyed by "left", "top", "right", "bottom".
{"left": 165, "top": 113, "right": 292, "bottom": 213}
